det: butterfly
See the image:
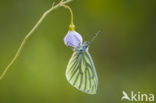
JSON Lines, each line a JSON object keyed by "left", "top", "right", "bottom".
{"left": 64, "top": 31, "right": 99, "bottom": 94}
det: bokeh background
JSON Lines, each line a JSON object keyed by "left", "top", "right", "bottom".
{"left": 0, "top": 0, "right": 156, "bottom": 103}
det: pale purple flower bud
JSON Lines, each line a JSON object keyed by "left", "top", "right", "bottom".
{"left": 64, "top": 31, "right": 83, "bottom": 47}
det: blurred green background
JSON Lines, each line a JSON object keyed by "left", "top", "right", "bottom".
{"left": 0, "top": 0, "right": 156, "bottom": 103}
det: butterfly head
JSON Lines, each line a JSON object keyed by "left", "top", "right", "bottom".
{"left": 77, "top": 30, "right": 101, "bottom": 51}
{"left": 74, "top": 41, "right": 89, "bottom": 52}
{"left": 82, "top": 41, "right": 89, "bottom": 47}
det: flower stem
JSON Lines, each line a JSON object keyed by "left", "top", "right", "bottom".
{"left": 63, "top": 5, "right": 75, "bottom": 31}
{"left": 0, "top": 0, "right": 72, "bottom": 80}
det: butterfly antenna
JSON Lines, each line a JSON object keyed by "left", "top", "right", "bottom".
{"left": 90, "top": 30, "right": 101, "bottom": 44}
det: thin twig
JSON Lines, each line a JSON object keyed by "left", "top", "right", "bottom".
{"left": 62, "top": 5, "right": 74, "bottom": 25}
{"left": 0, "top": 0, "right": 72, "bottom": 80}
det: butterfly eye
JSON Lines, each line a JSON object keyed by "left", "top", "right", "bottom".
{"left": 64, "top": 31, "right": 83, "bottom": 47}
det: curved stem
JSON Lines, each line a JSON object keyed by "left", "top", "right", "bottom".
{"left": 0, "top": 0, "right": 72, "bottom": 80}
{"left": 63, "top": 5, "right": 75, "bottom": 31}
{"left": 63, "top": 5, "right": 74, "bottom": 25}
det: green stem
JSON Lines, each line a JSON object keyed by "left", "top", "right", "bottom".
{"left": 0, "top": 0, "right": 72, "bottom": 80}
{"left": 63, "top": 5, "right": 75, "bottom": 31}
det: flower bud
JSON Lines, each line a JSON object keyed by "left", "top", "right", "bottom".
{"left": 64, "top": 31, "right": 83, "bottom": 47}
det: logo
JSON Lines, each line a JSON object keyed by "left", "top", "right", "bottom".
{"left": 121, "top": 91, "right": 154, "bottom": 102}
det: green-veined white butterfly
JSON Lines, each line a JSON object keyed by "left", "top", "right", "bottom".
{"left": 64, "top": 31, "right": 99, "bottom": 94}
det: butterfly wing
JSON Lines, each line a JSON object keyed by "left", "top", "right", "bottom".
{"left": 66, "top": 50, "right": 98, "bottom": 94}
